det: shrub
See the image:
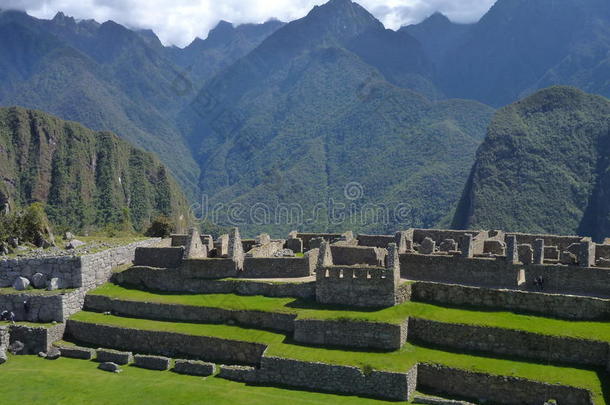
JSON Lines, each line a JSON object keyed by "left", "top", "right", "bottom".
{"left": 145, "top": 216, "right": 174, "bottom": 238}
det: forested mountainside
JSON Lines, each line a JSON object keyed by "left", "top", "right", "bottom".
{"left": 2, "top": 0, "right": 610, "bottom": 235}
{"left": 0, "top": 107, "right": 189, "bottom": 232}
{"left": 452, "top": 86, "right": 610, "bottom": 240}
{"left": 182, "top": 0, "right": 494, "bottom": 235}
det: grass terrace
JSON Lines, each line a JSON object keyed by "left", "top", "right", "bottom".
{"left": 66, "top": 310, "right": 609, "bottom": 404}
{"left": 89, "top": 284, "right": 610, "bottom": 342}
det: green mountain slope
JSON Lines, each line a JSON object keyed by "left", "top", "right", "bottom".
{"left": 452, "top": 86, "right": 610, "bottom": 240}
{"left": 184, "top": 0, "right": 494, "bottom": 235}
{"left": 0, "top": 107, "right": 189, "bottom": 232}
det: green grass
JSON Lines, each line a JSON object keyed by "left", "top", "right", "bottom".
{"left": 89, "top": 284, "right": 610, "bottom": 342}
{"left": 70, "top": 311, "right": 286, "bottom": 344}
{"left": 0, "top": 356, "right": 398, "bottom": 405}
{"left": 0, "top": 287, "right": 76, "bottom": 296}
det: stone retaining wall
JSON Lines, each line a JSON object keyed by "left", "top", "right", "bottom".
{"left": 114, "top": 266, "right": 315, "bottom": 298}
{"left": 9, "top": 323, "right": 65, "bottom": 354}
{"left": 0, "top": 288, "right": 86, "bottom": 322}
{"left": 293, "top": 318, "right": 407, "bottom": 350}
{"left": 400, "top": 253, "right": 610, "bottom": 298}
{"left": 220, "top": 355, "right": 417, "bottom": 401}
{"left": 84, "top": 295, "right": 296, "bottom": 332}
{"left": 417, "top": 364, "right": 594, "bottom": 405}
{"left": 242, "top": 257, "right": 314, "bottom": 278}
{"left": 411, "top": 281, "right": 610, "bottom": 320}
{"left": 134, "top": 247, "right": 183, "bottom": 268}
{"left": 408, "top": 318, "right": 609, "bottom": 367}
{"left": 66, "top": 320, "right": 266, "bottom": 365}
{"left": 0, "top": 239, "right": 160, "bottom": 289}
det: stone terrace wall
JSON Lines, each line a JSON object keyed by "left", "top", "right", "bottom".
{"left": 411, "top": 281, "right": 610, "bottom": 320}
{"left": 330, "top": 245, "right": 386, "bottom": 266}
{"left": 356, "top": 234, "right": 395, "bottom": 248}
{"left": 293, "top": 318, "right": 407, "bottom": 350}
{"left": 316, "top": 266, "right": 397, "bottom": 307}
{"left": 0, "top": 239, "right": 160, "bottom": 289}
{"left": 513, "top": 233, "right": 583, "bottom": 251}
{"left": 84, "top": 295, "right": 296, "bottom": 332}
{"left": 408, "top": 318, "right": 609, "bottom": 367}
{"left": 0, "top": 288, "right": 86, "bottom": 322}
{"left": 134, "top": 247, "right": 183, "bottom": 268}
{"left": 417, "top": 364, "right": 594, "bottom": 405}
{"left": 400, "top": 253, "right": 610, "bottom": 297}
{"left": 9, "top": 323, "right": 66, "bottom": 354}
{"left": 114, "top": 266, "right": 316, "bottom": 298}
{"left": 242, "top": 257, "right": 314, "bottom": 278}
{"left": 66, "top": 320, "right": 266, "bottom": 365}
{"left": 241, "top": 356, "right": 418, "bottom": 401}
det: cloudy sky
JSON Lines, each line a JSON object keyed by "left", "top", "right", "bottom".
{"left": 2, "top": 0, "right": 497, "bottom": 47}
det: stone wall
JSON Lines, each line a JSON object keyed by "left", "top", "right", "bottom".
{"left": 297, "top": 233, "right": 343, "bottom": 251}
{"left": 9, "top": 323, "right": 65, "bottom": 354}
{"left": 134, "top": 247, "right": 183, "bottom": 268}
{"left": 293, "top": 318, "right": 407, "bottom": 350}
{"left": 114, "top": 266, "right": 316, "bottom": 298}
{"left": 513, "top": 233, "right": 583, "bottom": 251}
{"left": 220, "top": 355, "right": 417, "bottom": 401}
{"left": 0, "top": 239, "right": 160, "bottom": 289}
{"left": 0, "top": 325, "right": 8, "bottom": 350}
{"left": 0, "top": 288, "right": 86, "bottom": 322}
{"left": 66, "top": 320, "right": 266, "bottom": 365}
{"left": 316, "top": 266, "right": 398, "bottom": 307}
{"left": 408, "top": 318, "right": 609, "bottom": 367}
{"left": 411, "top": 281, "right": 610, "bottom": 320}
{"left": 84, "top": 295, "right": 296, "bottom": 332}
{"left": 356, "top": 234, "right": 395, "bottom": 248}
{"left": 330, "top": 245, "right": 386, "bottom": 266}
{"left": 417, "top": 364, "right": 594, "bottom": 405}
{"left": 242, "top": 257, "right": 314, "bottom": 278}
{"left": 400, "top": 253, "right": 610, "bottom": 297}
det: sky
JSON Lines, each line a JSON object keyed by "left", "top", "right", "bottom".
{"left": 2, "top": 0, "right": 497, "bottom": 47}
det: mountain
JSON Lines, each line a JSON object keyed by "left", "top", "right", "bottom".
{"left": 0, "top": 9, "right": 200, "bottom": 198}
{"left": 167, "top": 19, "right": 286, "bottom": 85}
{"left": 401, "top": 12, "right": 472, "bottom": 69}
{"left": 452, "top": 86, "right": 610, "bottom": 240}
{"left": 438, "top": 0, "right": 610, "bottom": 107}
{"left": 184, "top": 0, "right": 494, "bottom": 235}
{"left": 0, "top": 107, "right": 189, "bottom": 232}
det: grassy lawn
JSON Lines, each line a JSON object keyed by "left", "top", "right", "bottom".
{"left": 89, "top": 284, "right": 610, "bottom": 342}
{"left": 0, "top": 356, "right": 399, "bottom": 405}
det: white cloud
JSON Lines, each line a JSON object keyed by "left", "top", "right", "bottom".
{"left": 1, "top": 0, "right": 497, "bottom": 47}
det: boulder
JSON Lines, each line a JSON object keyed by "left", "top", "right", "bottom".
{"left": 419, "top": 237, "right": 436, "bottom": 255}
{"left": 46, "top": 277, "right": 60, "bottom": 291}
{"left": 8, "top": 341, "right": 24, "bottom": 355}
{"left": 13, "top": 277, "right": 30, "bottom": 291}
{"left": 0, "top": 349, "right": 7, "bottom": 364}
{"left": 0, "top": 242, "right": 8, "bottom": 256}
{"left": 64, "top": 232, "right": 74, "bottom": 241}
{"left": 65, "top": 240, "right": 86, "bottom": 250}
{"left": 98, "top": 362, "right": 122, "bottom": 373}
{"left": 45, "top": 347, "right": 61, "bottom": 360}
{"left": 8, "top": 237, "right": 18, "bottom": 249}
{"left": 31, "top": 273, "right": 48, "bottom": 289}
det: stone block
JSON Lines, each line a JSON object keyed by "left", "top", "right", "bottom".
{"left": 439, "top": 239, "right": 458, "bottom": 253}
{"left": 46, "top": 278, "right": 60, "bottom": 291}
{"left": 13, "top": 277, "right": 30, "bottom": 291}
{"left": 419, "top": 237, "right": 436, "bottom": 255}
{"left": 134, "top": 354, "right": 171, "bottom": 371}
{"left": 579, "top": 241, "right": 595, "bottom": 268}
{"left": 173, "top": 359, "right": 216, "bottom": 376}
{"left": 96, "top": 348, "right": 133, "bottom": 365}
{"left": 59, "top": 345, "right": 95, "bottom": 360}
{"left": 505, "top": 235, "right": 518, "bottom": 263}
{"left": 459, "top": 234, "right": 473, "bottom": 258}
{"left": 31, "top": 273, "right": 47, "bottom": 289}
